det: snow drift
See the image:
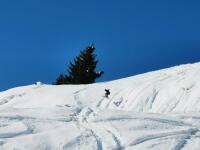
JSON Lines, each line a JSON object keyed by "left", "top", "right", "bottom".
{"left": 0, "top": 62, "right": 200, "bottom": 149}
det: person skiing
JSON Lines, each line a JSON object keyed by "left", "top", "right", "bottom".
{"left": 105, "top": 89, "right": 110, "bottom": 98}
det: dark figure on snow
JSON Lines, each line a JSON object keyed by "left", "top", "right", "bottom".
{"left": 105, "top": 89, "right": 110, "bottom": 98}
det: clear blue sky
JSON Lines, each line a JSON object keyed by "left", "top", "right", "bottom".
{"left": 1, "top": 0, "right": 200, "bottom": 91}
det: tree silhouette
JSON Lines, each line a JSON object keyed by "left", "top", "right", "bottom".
{"left": 55, "top": 44, "right": 104, "bottom": 84}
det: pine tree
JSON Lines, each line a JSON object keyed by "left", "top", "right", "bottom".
{"left": 55, "top": 44, "right": 104, "bottom": 85}
{"left": 54, "top": 74, "right": 66, "bottom": 85}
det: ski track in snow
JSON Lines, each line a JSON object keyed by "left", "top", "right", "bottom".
{"left": 172, "top": 129, "right": 200, "bottom": 150}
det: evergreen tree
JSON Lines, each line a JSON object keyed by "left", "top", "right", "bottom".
{"left": 54, "top": 74, "right": 66, "bottom": 85}
{"left": 55, "top": 44, "right": 104, "bottom": 85}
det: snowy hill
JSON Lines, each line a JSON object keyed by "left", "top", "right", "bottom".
{"left": 1, "top": 62, "right": 200, "bottom": 149}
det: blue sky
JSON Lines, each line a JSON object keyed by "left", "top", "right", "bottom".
{"left": 1, "top": 0, "right": 200, "bottom": 91}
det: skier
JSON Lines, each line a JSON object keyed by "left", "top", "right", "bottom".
{"left": 105, "top": 89, "right": 110, "bottom": 98}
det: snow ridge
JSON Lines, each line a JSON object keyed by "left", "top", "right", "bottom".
{"left": 0, "top": 62, "right": 200, "bottom": 149}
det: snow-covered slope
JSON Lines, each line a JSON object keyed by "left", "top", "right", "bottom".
{"left": 1, "top": 62, "right": 200, "bottom": 149}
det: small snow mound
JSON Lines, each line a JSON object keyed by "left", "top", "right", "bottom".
{"left": 35, "top": 82, "right": 43, "bottom": 86}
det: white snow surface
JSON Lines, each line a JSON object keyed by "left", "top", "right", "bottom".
{"left": 1, "top": 62, "right": 200, "bottom": 149}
